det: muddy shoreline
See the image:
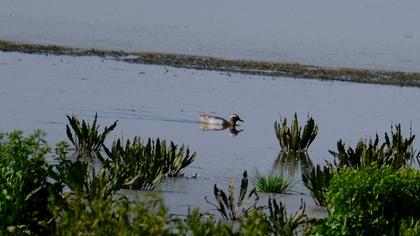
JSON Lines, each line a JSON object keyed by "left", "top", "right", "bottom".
{"left": 1, "top": 40, "right": 420, "bottom": 88}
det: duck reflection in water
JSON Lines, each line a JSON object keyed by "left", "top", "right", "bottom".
{"left": 199, "top": 114, "right": 244, "bottom": 136}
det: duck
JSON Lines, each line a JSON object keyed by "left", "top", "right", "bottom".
{"left": 199, "top": 114, "right": 244, "bottom": 127}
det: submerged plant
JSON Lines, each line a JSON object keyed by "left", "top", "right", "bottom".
{"left": 252, "top": 170, "right": 292, "bottom": 194}
{"left": 302, "top": 164, "right": 335, "bottom": 207}
{"left": 65, "top": 113, "right": 117, "bottom": 159}
{"left": 329, "top": 124, "right": 419, "bottom": 169}
{"left": 274, "top": 113, "right": 318, "bottom": 153}
{"left": 205, "top": 171, "right": 263, "bottom": 221}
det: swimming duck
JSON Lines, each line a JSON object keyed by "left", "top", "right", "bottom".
{"left": 199, "top": 114, "right": 244, "bottom": 127}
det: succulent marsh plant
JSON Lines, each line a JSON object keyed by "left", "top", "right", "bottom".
{"left": 205, "top": 171, "right": 263, "bottom": 221}
{"left": 103, "top": 137, "right": 166, "bottom": 190}
{"left": 52, "top": 141, "right": 124, "bottom": 200}
{"left": 302, "top": 164, "right": 335, "bottom": 207}
{"left": 103, "top": 137, "right": 196, "bottom": 190}
{"left": 65, "top": 113, "right": 117, "bottom": 159}
{"left": 267, "top": 198, "right": 310, "bottom": 236}
{"left": 329, "top": 124, "right": 419, "bottom": 170}
{"left": 274, "top": 113, "right": 318, "bottom": 153}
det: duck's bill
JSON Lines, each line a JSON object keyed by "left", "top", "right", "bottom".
{"left": 239, "top": 118, "right": 244, "bottom": 122}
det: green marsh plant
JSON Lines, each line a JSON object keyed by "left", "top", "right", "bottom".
{"left": 66, "top": 113, "right": 117, "bottom": 159}
{"left": 103, "top": 137, "right": 195, "bottom": 190}
{"left": 329, "top": 124, "right": 419, "bottom": 169}
{"left": 275, "top": 113, "right": 318, "bottom": 153}
{"left": 205, "top": 171, "right": 263, "bottom": 221}
{"left": 103, "top": 137, "right": 166, "bottom": 190}
{"left": 302, "top": 164, "right": 334, "bottom": 207}
{"left": 267, "top": 198, "right": 310, "bottom": 236}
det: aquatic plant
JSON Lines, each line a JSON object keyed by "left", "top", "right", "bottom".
{"left": 103, "top": 137, "right": 166, "bottom": 190}
{"left": 65, "top": 113, "right": 117, "bottom": 159}
{"left": 0, "top": 130, "right": 61, "bottom": 235}
{"left": 302, "top": 164, "right": 335, "bottom": 207}
{"left": 51, "top": 141, "right": 124, "bottom": 200}
{"left": 274, "top": 113, "right": 318, "bottom": 153}
{"left": 205, "top": 171, "right": 263, "bottom": 221}
{"left": 267, "top": 198, "right": 310, "bottom": 236}
{"left": 329, "top": 124, "right": 419, "bottom": 169}
{"left": 163, "top": 141, "right": 196, "bottom": 177}
{"left": 252, "top": 170, "right": 292, "bottom": 194}
{"left": 104, "top": 137, "right": 195, "bottom": 190}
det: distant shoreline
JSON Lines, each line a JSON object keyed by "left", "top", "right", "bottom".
{"left": 2, "top": 40, "right": 420, "bottom": 88}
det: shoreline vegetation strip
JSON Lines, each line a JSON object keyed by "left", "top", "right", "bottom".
{"left": 1, "top": 40, "right": 420, "bottom": 88}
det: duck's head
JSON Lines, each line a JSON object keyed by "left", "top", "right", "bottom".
{"left": 230, "top": 114, "right": 244, "bottom": 125}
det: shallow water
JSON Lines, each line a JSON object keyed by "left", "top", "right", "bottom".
{"left": 1, "top": 52, "right": 420, "bottom": 217}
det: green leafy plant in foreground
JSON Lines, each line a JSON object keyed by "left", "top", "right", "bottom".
{"left": 313, "top": 166, "right": 420, "bottom": 236}
{"left": 66, "top": 113, "right": 117, "bottom": 159}
{"left": 53, "top": 193, "right": 170, "bottom": 236}
{"left": 205, "top": 171, "right": 262, "bottom": 221}
{"left": 275, "top": 113, "right": 318, "bottom": 153}
{"left": 0, "top": 130, "right": 61, "bottom": 235}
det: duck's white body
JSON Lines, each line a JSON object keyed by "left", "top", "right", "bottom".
{"left": 199, "top": 114, "right": 244, "bottom": 127}
{"left": 199, "top": 115, "right": 226, "bottom": 125}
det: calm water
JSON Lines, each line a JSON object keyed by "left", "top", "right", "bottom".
{"left": 1, "top": 52, "right": 420, "bottom": 216}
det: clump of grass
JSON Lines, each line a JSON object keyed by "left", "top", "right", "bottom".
{"left": 274, "top": 113, "right": 318, "bottom": 153}
{"left": 253, "top": 171, "right": 292, "bottom": 194}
